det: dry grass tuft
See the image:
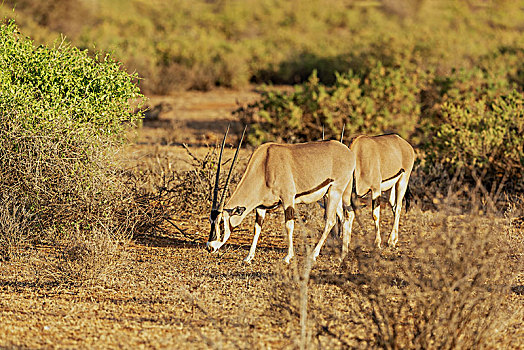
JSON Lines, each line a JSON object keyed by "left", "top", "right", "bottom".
{"left": 32, "top": 226, "right": 131, "bottom": 287}
{"left": 0, "top": 195, "right": 33, "bottom": 261}
{"left": 348, "top": 212, "right": 519, "bottom": 349}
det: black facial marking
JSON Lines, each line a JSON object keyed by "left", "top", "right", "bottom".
{"left": 224, "top": 206, "right": 245, "bottom": 216}
{"left": 284, "top": 206, "right": 295, "bottom": 222}
{"left": 208, "top": 209, "right": 220, "bottom": 242}
{"left": 233, "top": 206, "right": 246, "bottom": 216}
{"left": 208, "top": 223, "right": 217, "bottom": 242}
{"left": 210, "top": 210, "right": 220, "bottom": 222}
{"left": 258, "top": 201, "right": 281, "bottom": 210}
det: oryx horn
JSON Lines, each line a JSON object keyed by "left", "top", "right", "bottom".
{"left": 218, "top": 125, "right": 247, "bottom": 212}
{"left": 211, "top": 124, "right": 230, "bottom": 211}
{"left": 340, "top": 124, "right": 345, "bottom": 143}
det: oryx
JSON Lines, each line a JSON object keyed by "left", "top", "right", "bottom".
{"left": 348, "top": 134, "right": 415, "bottom": 248}
{"left": 207, "top": 127, "right": 356, "bottom": 263}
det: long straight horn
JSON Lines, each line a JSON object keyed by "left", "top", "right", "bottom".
{"left": 340, "top": 124, "right": 345, "bottom": 143}
{"left": 322, "top": 125, "right": 325, "bottom": 140}
{"left": 212, "top": 124, "right": 230, "bottom": 211}
{"left": 218, "top": 125, "right": 247, "bottom": 212}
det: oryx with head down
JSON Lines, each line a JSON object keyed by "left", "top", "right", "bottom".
{"left": 207, "top": 127, "right": 356, "bottom": 263}
{"left": 348, "top": 134, "right": 415, "bottom": 248}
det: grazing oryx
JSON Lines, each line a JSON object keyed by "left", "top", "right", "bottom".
{"left": 348, "top": 134, "right": 414, "bottom": 249}
{"left": 207, "top": 127, "right": 356, "bottom": 263}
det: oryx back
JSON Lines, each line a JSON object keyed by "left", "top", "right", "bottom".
{"left": 264, "top": 141, "right": 354, "bottom": 204}
{"left": 227, "top": 140, "right": 355, "bottom": 210}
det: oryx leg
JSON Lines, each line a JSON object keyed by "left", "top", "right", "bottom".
{"left": 244, "top": 208, "right": 266, "bottom": 263}
{"left": 333, "top": 204, "right": 344, "bottom": 237}
{"left": 372, "top": 192, "right": 382, "bottom": 249}
{"left": 340, "top": 179, "right": 354, "bottom": 259}
{"left": 341, "top": 204, "right": 354, "bottom": 259}
{"left": 312, "top": 190, "right": 341, "bottom": 260}
{"left": 388, "top": 175, "right": 408, "bottom": 248}
{"left": 389, "top": 183, "right": 397, "bottom": 216}
{"left": 283, "top": 205, "right": 295, "bottom": 264}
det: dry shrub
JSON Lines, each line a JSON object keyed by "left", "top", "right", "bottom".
{"left": 504, "top": 195, "right": 524, "bottom": 261}
{"left": 0, "top": 195, "right": 33, "bottom": 261}
{"left": 0, "top": 19, "right": 144, "bottom": 279}
{"left": 268, "top": 180, "right": 522, "bottom": 349}
{"left": 172, "top": 145, "right": 245, "bottom": 214}
{"left": 119, "top": 142, "right": 246, "bottom": 243}
{"left": 269, "top": 208, "right": 329, "bottom": 349}
{"left": 382, "top": 0, "right": 426, "bottom": 19}
{"left": 172, "top": 145, "right": 220, "bottom": 216}
{"left": 342, "top": 206, "right": 523, "bottom": 349}
{"left": 120, "top": 155, "right": 178, "bottom": 237}
{"left": 3, "top": 0, "right": 93, "bottom": 38}
{"left": 131, "top": 143, "right": 245, "bottom": 220}
{"left": 34, "top": 225, "right": 130, "bottom": 286}
{"left": 118, "top": 145, "right": 214, "bottom": 240}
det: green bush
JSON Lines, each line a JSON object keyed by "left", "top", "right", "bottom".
{"left": 0, "top": 20, "right": 144, "bottom": 251}
{"left": 239, "top": 64, "right": 423, "bottom": 145}
{"left": 239, "top": 57, "right": 524, "bottom": 192}
{"left": 2, "top": 1, "right": 524, "bottom": 93}
{"left": 426, "top": 90, "right": 523, "bottom": 188}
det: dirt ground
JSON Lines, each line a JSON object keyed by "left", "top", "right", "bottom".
{"left": 1, "top": 89, "right": 523, "bottom": 349}
{"left": 126, "top": 89, "right": 258, "bottom": 171}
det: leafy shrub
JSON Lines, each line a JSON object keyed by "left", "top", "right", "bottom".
{"left": 421, "top": 65, "right": 524, "bottom": 191}
{"left": 239, "top": 64, "right": 423, "bottom": 145}
{"left": 426, "top": 90, "right": 523, "bottom": 189}
{"left": 241, "top": 55, "right": 524, "bottom": 192}
{"left": 0, "top": 20, "right": 144, "bottom": 244}
{"left": 2, "top": 1, "right": 524, "bottom": 93}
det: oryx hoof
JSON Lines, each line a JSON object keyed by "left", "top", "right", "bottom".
{"left": 283, "top": 255, "right": 293, "bottom": 264}
{"left": 312, "top": 250, "right": 320, "bottom": 262}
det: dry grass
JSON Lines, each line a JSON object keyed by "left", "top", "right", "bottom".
{"left": 0, "top": 195, "right": 33, "bottom": 261}
{"left": 0, "top": 201, "right": 522, "bottom": 348}
{"left": 32, "top": 227, "right": 131, "bottom": 287}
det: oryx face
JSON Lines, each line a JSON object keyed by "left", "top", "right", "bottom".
{"left": 206, "top": 125, "right": 246, "bottom": 254}
{"left": 206, "top": 209, "right": 223, "bottom": 252}
{"left": 206, "top": 207, "right": 246, "bottom": 252}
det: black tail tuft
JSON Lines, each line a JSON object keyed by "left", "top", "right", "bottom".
{"left": 404, "top": 184, "right": 413, "bottom": 212}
